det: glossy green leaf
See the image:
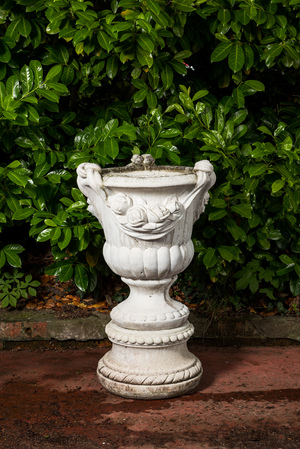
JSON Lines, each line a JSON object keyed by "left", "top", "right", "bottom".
{"left": 166, "top": 150, "right": 180, "bottom": 165}
{"left": 232, "top": 109, "right": 247, "bottom": 125}
{"left": 228, "top": 45, "right": 245, "bottom": 72}
{"left": 184, "top": 123, "right": 202, "bottom": 139}
{"left": 179, "top": 92, "right": 194, "bottom": 110}
{"left": 209, "top": 209, "right": 227, "bottom": 221}
{"left": 37, "top": 89, "right": 59, "bottom": 103}
{"left": 3, "top": 111, "right": 17, "bottom": 120}
{"left": 59, "top": 264, "right": 74, "bottom": 283}
{"left": 203, "top": 247, "right": 218, "bottom": 268}
{"left": 146, "top": 91, "right": 157, "bottom": 109}
{"left": 290, "top": 278, "right": 300, "bottom": 296}
{"left": 6, "top": 18, "right": 21, "bottom": 39}
{"left": 0, "top": 251, "right": 6, "bottom": 269}
{"left": 12, "top": 208, "right": 34, "bottom": 220}
{"left": 244, "top": 80, "right": 265, "bottom": 91}
{"left": 211, "top": 199, "right": 227, "bottom": 208}
{"left": 192, "top": 90, "right": 209, "bottom": 101}
{"left": 20, "top": 65, "right": 34, "bottom": 95}
{"left": 172, "top": 0, "right": 194, "bottom": 12}
{"left": 226, "top": 218, "right": 246, "bottom": 241}
{"left": 136, "top": 34, "right": 155, "bottom": 53}
{"left": 29, "top": 60, "right": 43, "bottom": 86}
{"left": 3, "top": 250, "right": 21, "bottom": 268}
{"left": 279, "top": 254, "right": 294, "bottom": 265}
{"left": 272, "top": 179, "right": 285, "bottom": 193}
{"left": 73, "top": 28, "right": 89, "bottom": 46}
{"left": 26, "top": 106, "right": 39, "bottom": 123}
{"left": 265, "top": 44, "right": 283, "bottom": 66}
{"left": 218, "top": 8, "right": 231, "bottom": 24}
{"left": 231, "top": 204, "right": 252, "bottom": 219}
{"left": 243, "top": 44, "right": 254, "bottom": 70}
{"left": 104, "top": 137, "right": 119, "bottom": 159}
{"left": 161, "top": 64, "right": 173, "bottom": 89}
{"left": 61, "top": 66, "right": 75, "bottom": 85}
{"left": 19, "top": 17, "right": 32, "bottom": 38}
{"left": 6, "top": 192, "right": 21, "bottom": 212}
{"left": 136, "top": 47, "right": 153, "bottom": 68}
{"left": 150, "top": 146, "right": 163, "bottom": 159}
{"left": 45, "top": 260, "right": 73, "bottom": 277}
{"left": 37, "top": 228, "right": 53, "bottom": 242}
{"left": 211, "top": 41, "right": 233, "bottom": 62}
{"left": 97, "top": 30, "right": 114, "bottom": 51}
{"left": 115, "top": 124, "right": 137, "bottom": 140}
{"left": 218, "top": 245, "right": 240, "bottom": 262}
{"left": 248, "top": 164, "right": 268, "bottom": 177}
{"left": 173, "top": 50, "right": 192, "bottom": 61}
{"left": 146, "top": 0, "right": 160, "bottom": 15}
{"left": 237, "top": 9, "right": 250, "bottom": 25}
{"left": 245, "top": 178, "right": 259, "bottom": 191}
{"left": 149, "top": 9, "right": 169, "bottom": 27}
{"left": 58, "top": 228, "right": 72, "bottom": 250}
{"left": 45, "top": 65, "right": 62, "bottom": 82}
{"left": 232, "top": 88, "right": 245, "bottom": 107}
{"left": 59, "top": 27, "right": 76, "bottom": 40}
{"left": 0, "top": 41, "right": 11, "bottom": 63}
{"left": 106, "top": 56, "right": 118, "bottom": 79}
{"left": 74, "top": 265, "right": 89, "bottom": 291}
{"left": 133, "top": 87, "right": 148, "bottom": 103}
{"left": 160, "top": 128, "right": 181, "bottom": 138}
{"left": 74, "top": 225, "right": 85, "bottom": 240}
{"left": 7, "top": 171, "right": 28, "bottom": 187}
{"left": 46, "top": 82, "right": 69, "bottom": 93}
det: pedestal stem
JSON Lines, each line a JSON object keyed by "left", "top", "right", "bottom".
{"left": 111, "top": 277, "right": 189, "bottom": 330}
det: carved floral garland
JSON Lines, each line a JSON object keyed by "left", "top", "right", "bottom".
{"left": 107, "top": 193, "right": 184, "bottom": 238}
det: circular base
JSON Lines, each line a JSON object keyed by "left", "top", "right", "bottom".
{"left": 97, "top": 359, "right": 203, "bottom": 400}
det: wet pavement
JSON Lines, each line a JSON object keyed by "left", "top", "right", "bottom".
{"left": 0, "top": 344, "right": 299, "bottom": 448}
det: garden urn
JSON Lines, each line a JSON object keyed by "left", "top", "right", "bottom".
{"left": 77, "top": 155, "right": 216, "bottom": 399}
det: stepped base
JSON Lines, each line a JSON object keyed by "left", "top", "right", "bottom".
{"left": 97, "top": 324, "right": 202, "bottom": 399}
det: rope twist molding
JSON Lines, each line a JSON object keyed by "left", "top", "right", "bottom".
{"left": 98, "top": 359, "right": 202, "bottom": 386}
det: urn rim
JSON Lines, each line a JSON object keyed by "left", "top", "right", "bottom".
{"left": 102, "top": 166, "right": 197, "bottom": 188}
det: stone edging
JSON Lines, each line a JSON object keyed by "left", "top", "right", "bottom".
{"left": 0, "top": 309, "right": 299, "bottom": 344}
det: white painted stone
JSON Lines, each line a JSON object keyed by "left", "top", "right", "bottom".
{"left": 77, "top": 154, "right": 216, "bottom": 399}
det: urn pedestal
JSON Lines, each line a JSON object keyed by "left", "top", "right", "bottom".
{"left": 77, "top": 155, "right": 216, "bottom": 399}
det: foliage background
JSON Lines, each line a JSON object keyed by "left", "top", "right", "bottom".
{"left": 1, "top": 0, "right": 300, "bottom": 312}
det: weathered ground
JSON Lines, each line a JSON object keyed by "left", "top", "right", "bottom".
{"left": 0, "top": 345, "right": 299, "bottom": 449}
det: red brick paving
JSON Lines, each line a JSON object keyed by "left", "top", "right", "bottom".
{"left": 0, "top": 345, "right": 299, "bottom": 448}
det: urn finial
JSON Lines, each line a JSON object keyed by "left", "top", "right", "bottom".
{"left": 129, "top": 154, "right": 155, "bottom": 168}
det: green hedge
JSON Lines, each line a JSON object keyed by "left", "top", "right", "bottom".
{"left": 1, "top": 0, "right": 300, "bottom": 309}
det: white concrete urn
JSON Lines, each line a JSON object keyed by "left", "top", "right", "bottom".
{"left": 77, "top": 155, "right": 216, "bottom": 399}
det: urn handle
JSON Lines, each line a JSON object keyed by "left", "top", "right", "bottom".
{"left": 77, "top": 162, "right": 105, "bottom": 221}
{"left": 183, "top": 160, "right": 216, "bottom": 223}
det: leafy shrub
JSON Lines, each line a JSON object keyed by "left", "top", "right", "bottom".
{"left": 0, "top": 268, "right": 40, "bottom": 308}
{"left": 1, "top": 0, "right": 300, "bottom": 310}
